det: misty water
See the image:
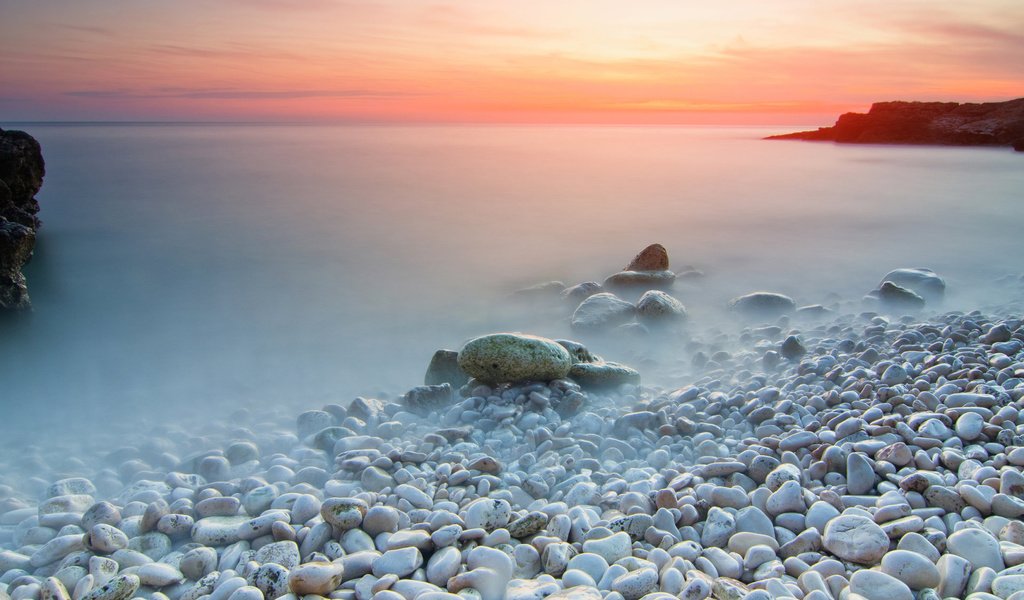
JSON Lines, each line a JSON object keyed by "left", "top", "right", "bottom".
{"left": 2, "top": 123, "right": 1022, "bottom": 441}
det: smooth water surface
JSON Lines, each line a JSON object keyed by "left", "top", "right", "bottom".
{"left": 1, "top": 124, "right": 1022, "bottom": 437}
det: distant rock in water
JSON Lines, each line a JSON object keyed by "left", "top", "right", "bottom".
{"left": 867, "top": 281, "right": 925, "bottom": 312}
{"left": 635, "top": 290, "right": 687, "bottom": 325}
{"left": 767, "top": 98, "right": 1024, "bottom": 149}
{"left": 729, "top": 292, "right": 796, "bottom": 319}
{"left": 561, "top": 281, "right": 602, "bottom": 304}
{"left": 625, "top": 243, "right": 669, "bottom": 271}
{"left": 571, "top": 292, "right": 636, "bottom": 331}
{"left": 603, "top": 270, "right": 675, "bottom": 293}
{"left": 879, "top": 268, "right": 945, "bottom": 301}
{"left": 0, "top": 127, "right": 46, "bottom": 310}
{"left": 512, "top": 281, "right": 565, "bottom": 299}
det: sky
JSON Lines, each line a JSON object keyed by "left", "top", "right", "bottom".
{"left": 1, "top": 0, "right": 1022, "bottom": 124}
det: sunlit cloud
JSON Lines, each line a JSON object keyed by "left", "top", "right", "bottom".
{"left": 2, "top": 0, "right": 1021, "bottom": 122}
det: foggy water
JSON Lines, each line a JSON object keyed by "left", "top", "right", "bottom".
{"left": 1, "top": 123, "right": 1022, "bottom": 439}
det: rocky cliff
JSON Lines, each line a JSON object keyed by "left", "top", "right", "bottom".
{"left": 0, "top": 128, "right": 45, "bottom": 310}
{"left": 768, "top": 98, "right": 1024, "bottom": 150}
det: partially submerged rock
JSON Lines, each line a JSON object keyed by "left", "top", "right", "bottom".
{"left": 554, "top": 339, "right": 599, "bottom": 363}
{"left": 512, "top": 281, "right": 565, "bottom": 299}
{"left": 880, "top": 268, "right": 945, "bottom": 301}
{"left": 561, "top": 281, "right": 602, "bottom": 304}
{"left": 424, "top": 350, "right": 469, "bottom": 388}
{"left": 728, "top": 292, "right": 796, "bottom": 319}
{"left": 457, "top": 333, "right": 572, "bottom": 384}
{"left": 635, "top": 290, "right": 687, "bottom": 325}
{"left": 602, "top": 270, "right": 675, "bottom": 293}
{"left": 867, "top": 281, "right": 925, "bottom": 311}
{"left": 568, "top": 361, "right": 640, "bottom": 391}
{"left": 625, "top": 243, "right": 669, "bottom": 271}
{"left": 779, "top": 335, "right": 806, "bottom": 360}
{"left": 570, "top": 293, "right": 635, "bottom": 331}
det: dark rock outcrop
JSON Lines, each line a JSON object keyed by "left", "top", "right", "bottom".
{"left": 767, "top": 98, "right": 1024, "bottom": 149}
{"left": 0, "top": 127, "right": 45, "bottom": 310}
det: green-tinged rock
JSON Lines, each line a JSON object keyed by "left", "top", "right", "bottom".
{"left": 80, "top": 574, "right": 140, "bottom": 600}
{"left": 458, "top": 333, "right": 572, "bottom": 384}
{"left": 569, "top": 361, "right": 640, "bottom": 391}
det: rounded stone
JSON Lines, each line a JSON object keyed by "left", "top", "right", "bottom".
{"left": 610, "top": 568, "right": 658, "bottom": 600}
{"left": 320, "top": 498, "right": 368, "bottom": 530}
{"left": 849, "top": 569, "right": 913, "bottom": 600}
{"left": 955, "top": 412, "right": 985, "bottom": 441}
{"left": 946, "top": 528, "right": 1004, "bottom": 571}
{"left": 822, "top": 515, "right": 889, "bottom": 564}
{"left": 288, "top": 561, "right": 344, "bottom": 596}
{"left": 570, "top": 293, "right": 636, "bottom": 330}
{"left": 635, "top": 290, "right": 686, "bottom": 324}
{"left": 728, "top": 292, "right": 796, "bottom": 318}
{"left": 457, "top": 333, "right": 572, "bottom": 384}
{"left": 880, "top": 268, "right": 945, "bottom": 300}
{"left": 581, "top": 532, "right": 632, "bottom": 564}
{"left": 568, "top": 361, "right": 640, "bottom": 391}
{"left": 880, "top": 550, "right": 940, "bottom": 589}
{"left": 463, "top": 498, "right": 512, "bottom": 530}
{"left": 372, "top": 547, "right": 423, "bottom": 578}
{"left": 625, "top": 243, "right": 669, "bottom": 271}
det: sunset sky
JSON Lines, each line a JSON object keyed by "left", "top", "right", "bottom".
{"left": 1, "top": 0, "right": 1022, "bottom": 124}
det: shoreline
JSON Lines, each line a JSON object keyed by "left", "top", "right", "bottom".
{"left": 1, "top": 293, "right": 1022, "bottom": 600}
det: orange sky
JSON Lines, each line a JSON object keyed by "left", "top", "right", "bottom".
{"left": 1, "top": 0, "right": 1022, "bottom": 124}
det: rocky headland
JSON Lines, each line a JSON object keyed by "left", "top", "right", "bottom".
{"left": 767, "top": 98, "right": 1024, "bottom": 151}
{"left": 0, "top": 127, "right": 46, "bottom": 310}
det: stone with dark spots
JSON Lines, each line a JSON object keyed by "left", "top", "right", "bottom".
{"left": 457, "top": 333, "right": 572, "bottom": 384}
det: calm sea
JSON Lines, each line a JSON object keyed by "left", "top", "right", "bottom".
{"left": 1, "top": 123, "right": 1022, "bottom": 437}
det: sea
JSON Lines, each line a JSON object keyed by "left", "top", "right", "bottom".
{"left": 1, "top": 123, "right": 1022, "bottom": 441}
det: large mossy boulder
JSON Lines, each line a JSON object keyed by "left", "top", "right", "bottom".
{"left": 457, "top": 333, "right": 572, "bottom": 385}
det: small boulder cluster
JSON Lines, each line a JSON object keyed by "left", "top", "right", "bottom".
{"left": 516, "top": 244, "right": 691, "bottom": 335}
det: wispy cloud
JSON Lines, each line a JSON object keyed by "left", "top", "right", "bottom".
{"left": 64, "top": 88, "right": 419, "bottom": 100}
{"left": 59, "top": 24, "right": 117, "bottom": 37}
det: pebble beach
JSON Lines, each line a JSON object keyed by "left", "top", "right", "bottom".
{"left": 3, "top": 245, "right": 1024, "bottom": 600}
